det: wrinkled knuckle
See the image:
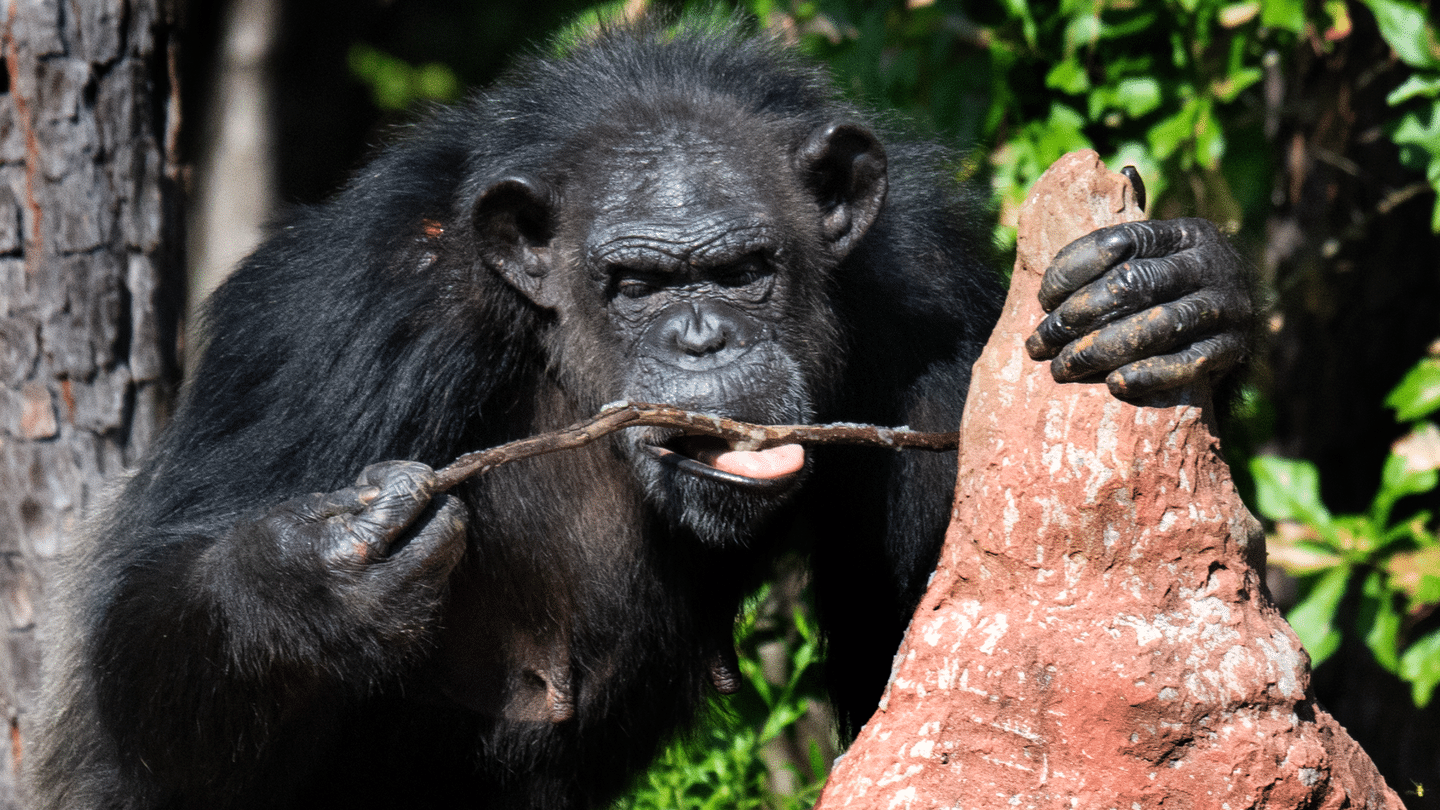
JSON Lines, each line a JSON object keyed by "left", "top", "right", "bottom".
{"left": 321, "top": 533, "right": 372, "bottom": 570}
{"left": 1076, "top": 342, "right": 1123, "bottom": 374}
{"left": 1114, "top": 367, "right": 1156, "bottom": 397}
{"left": 1110, "top": 261, "right": 1154, "bottom": 307}
{"left": 1036, "top": 313, "right": 1075, "bottom": 348}
{"left": 359, "top": 460, "right": 434, "bottom": 487}
{"left": 1100, "top": 224, "right": 1136, "bottom": 254}
{"left": 1054, "top": 338, "right": 1101, "bottom": 380}
{"left": 363, "top": 462, "right": 438, "bottom": 499}
{"left": 1181, "top": 296, "right": 1224, "bottom": 331}
{"left": 1038, "top": 269, "right": 1082, "bottom": 310}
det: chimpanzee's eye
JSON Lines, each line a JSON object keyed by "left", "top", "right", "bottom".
{"left": 716, "top": 255, "right": 770, "bottom": 287}
{"left": 612, "top": 268, "right": 666, "bottom": 299}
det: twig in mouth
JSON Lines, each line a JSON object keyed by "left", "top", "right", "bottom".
{"left": 431, "top": 401, "right": 959, "bottom": 492}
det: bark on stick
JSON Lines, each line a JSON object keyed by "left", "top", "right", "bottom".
{"left": 815, "top": 150, "right": 1402, "bottom": 810}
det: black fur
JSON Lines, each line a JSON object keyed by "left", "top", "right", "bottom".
{"left": 31, "top": 17, "right": 1248, "bottom": 810}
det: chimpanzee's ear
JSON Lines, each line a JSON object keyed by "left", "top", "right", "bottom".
{"left": 796, "top": 122, "right": 888, "bottom": 258}
{"left": 474, "top": 174, "right": 559, "bottom": 309}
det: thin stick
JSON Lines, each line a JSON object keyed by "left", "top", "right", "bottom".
{"left": 431, "top": 402, "right": 959, "bottom": 492}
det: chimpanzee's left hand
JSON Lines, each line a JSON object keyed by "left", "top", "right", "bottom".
{"left": 1024, "top": 217, "right": 1251, "bottom": 399}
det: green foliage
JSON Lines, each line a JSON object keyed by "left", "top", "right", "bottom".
{"left": 1252, "top": 353, "right": 1440, "bottom": 707}
{"left": 616, "top": 583, "right": 832, "bottom": 810}
{"left": 727, "top": 1, "right": 1296, "bottom": 248}
{"left": 1388, "top": 356, "right": 1440, "bottom": 422}
{"left": 736, "top": 0, "right": 1439, "bottom": 242}
{"left": 348, "top": 44, "right": 463, "bottom": 111}
{"left": 1363, "top": 0, "right": 1440, "bottom": 230}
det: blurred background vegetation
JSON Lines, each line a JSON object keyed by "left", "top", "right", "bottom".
{"left": 179, "top": 0, "right": 1440, "bottom": 806}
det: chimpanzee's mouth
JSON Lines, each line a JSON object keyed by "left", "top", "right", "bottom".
{"left": 643, "top": 434, "right": 805, "bottom": 492}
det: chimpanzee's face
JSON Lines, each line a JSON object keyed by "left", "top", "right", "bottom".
{"left": 474, "top": 111, "right": 888, "bottom": 543}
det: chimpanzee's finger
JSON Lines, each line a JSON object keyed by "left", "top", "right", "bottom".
{"left": 382, "top": 493, "right": 469, "bottom": 585}
{"left": 1037, "top": 219, "right": 1209, "bottom": 312}
{"left": 1105, "top": 332, "right": 1247, "bottom": 399}
{"left": 286, "top": 486, "right": 381, "bottom": 523}
{"left": 351, "top": 461, "right": 440, "bottom": 551}
{"left": 1027, "top": 252, "right": 1198, "bottom": 360}
{"left": 1046, "top": 290, "right": 1228, "bottom": 382}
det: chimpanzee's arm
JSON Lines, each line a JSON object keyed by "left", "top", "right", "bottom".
{"left": 89, "top": 461, "right": 466, "bottom": 782}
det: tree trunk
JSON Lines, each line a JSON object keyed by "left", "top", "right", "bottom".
{"left": 815, "top": 151, "right": 1402, "bottom": 809}
{"left": 0, "top": 0, "right": 182, "bottom": 804}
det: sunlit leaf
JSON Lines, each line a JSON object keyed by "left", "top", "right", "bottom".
{"left": 1046, "top": 59, "right": 1091, "bottom": 94}
{"left": 1287, "top": 566, "right": 1350, "bottom": 666}
{"left": 1063, "top": 13, "right": 1100, "bottom": 55}
{"left": 1148, "top": 107, "right": 1193, "bottom": 159}
{"left": 1374, "top": 450, "right": 1440, "bottom": 529}
{"left": 1388, "top": 547, "right": 1440, "bottom": 600}
{"left": 1417, "top": 572, "right": 1440, "bottom": 603}
{"left": 1359, "top": 570, "right": 1402, "bottom": 672}
{"left": 1393, "top": 423, "right": 1440, "bottom": 474}
{"left": 1260, "top": 0, "right": 1307, "bottom": 33}
{"left": 1114, "top": 77, "right": 1162, "bottom": 117}
{"left": 1251, "top": 456, "right": 1335, "bottom": 530}
{"left": 1399, "top": 628, "right": 1440, "bottom": 707}
{"left": 1387, "top": 358, "right": 1440, "bottom": 421}
{"left": 1212, "top": 67, "right": 1262, "bottom": 102}
{"left": 1387, "top": 74, "right": 1440, "bottom": 105}
{"left": 1219, "top": 2, "right": 1260, "bottom": 28}
{"left": 1360, "top": 0, "right": 1440, "bottom": 68}
{"left": 1266, "top": 521, "right": 1344, "bottom": 573}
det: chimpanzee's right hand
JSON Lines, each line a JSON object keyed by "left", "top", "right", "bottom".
{"left": 240, "top": 460, "right": 468, "bottom": 630}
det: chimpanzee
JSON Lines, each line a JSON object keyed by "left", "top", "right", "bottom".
{"left": 30, "top": 17, "right": 1248, "bottom": 810}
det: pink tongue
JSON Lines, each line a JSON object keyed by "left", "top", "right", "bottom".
{"left": 709, "top": 444, "right": 805, "bottom": 479}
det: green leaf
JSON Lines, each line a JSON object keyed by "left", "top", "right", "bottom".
{"left": 1046, "top": 59, "right": 1091, "bottom": 95}
{"left": 1063, "top": 13, "right": 1101, "bottom": 55}
{"left": 1250, "top": 456, "right": 1335, "bottom": 529}
{"left": 1399, "top": 628, "right": 1440, "bottom": 707}
{"left": 1388, "top": 74, "right": 1440, "bottom": 105}
{"left": 1033, "top": 103, "right": 1091, "bottom": 162}
{"left": 1260, "top": 0, "right": 1307, "bottom": 33}
{"left": 1287, "top": 566, "right": 1350, "bottom": 666}
{"left": 1147, "top": 107, "right": 1194, "bottom": 160}
{"left": 1002, "top": 0, "right": 1039, "bottom": 48}
{"left": 1374, "top": 451, "right": 1439, "bottom": 527}
{"left": 1194, "top": 98, "right": 1227, "bottom": 168}
{"left": 1360, "top": 0, "right": 1440, "bottom": 68}
{"left": 346, "top": 44, "right": 461, "bottom": 111}
{"left": 1212, "top": 67, "right": 1262, "bottom": 103}
{"left": 1387, "top": 358, "right": 1440, "bottom": 421}
{"left": 1393, "top": 105, "right": 1440, "bottom": 165}
{"left": 1359, "top": 570, "right": 1403, "bottom": 672}
{"left": 1418, "top": 573, "right": 1440, "bottom": 604}
{"left": 414, "top": 64, "right": 461, "bottom": 103}
{"left": 1114, "top": 77, "right": 1163, "bottom": 117}
{"left": 1099, "top": 8, "right": 1159, "bottom": 39}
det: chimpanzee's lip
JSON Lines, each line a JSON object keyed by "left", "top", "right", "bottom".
{"left": 643, "top": 436, "right": 801, "bottom": 493}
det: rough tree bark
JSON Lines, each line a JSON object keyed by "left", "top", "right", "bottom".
{"left": 814, "top": 151, "right": 1403, "bottom": 810}
{"left": 0, "top": 1, "right": 182, "bottom": 805}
